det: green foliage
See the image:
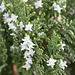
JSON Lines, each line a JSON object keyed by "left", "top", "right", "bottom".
{"left": 0, "top": 24, "right": 7, "bottom": 73}
{"left": 0, "top": 0, "right": 75, "bottom": 75}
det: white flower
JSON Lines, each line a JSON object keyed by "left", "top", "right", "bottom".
{"left": 23, "top": 0, "right": 28, "bottom": 2}
{"left": 59, "top": 0, "right": 66, "bottom": 8}
{"left": 3, "top": 12, "right": 12, "bottom": 24}
{"left": 54, "top": 5, "right": 62, "bottom": 13}
{"left": 25, "top": 24, "right": 33, "bottom": 31}
{"left": 21, "top": 39, "right": 35, "bottom": 50}
{"left": 26, "top": 57, "right": 33, "bottom": 64}
{"left": 27, "top": 41, "right": 35, "bottom": 49}
{"left": 38, "top": 32, "right": 45, "bottom": 36}
{"left": 18, "top": 21, "right": 24, "bottom": 30}
{"left": 24, "top": 51, "right": 30, "bottom": 58}
{"left": 53, "top": 3, "right": 57, "bottom": 8}
{"left": 34, "top": 0, "right": 43, "bottom": 9}
{"left": 0, "top": 2, "right": 6, "bottom": 12}
{"left": 10, "top": 45, "right": 15, "bottom": 50}
{"left": 60, "top": 59, "right": 67, "bottom": 70}
{"left": 21, "top": 42, "right": 28, "bottom": 50}
{"left": 24, "top": 49, "right": 35, "bottom": 58}
{"left": 10, "top": 45, "right": 18, "bottom": 51}
{"left": 47, "top": 58, "right": 57, "bottom": 68}
{"left": 53, "top": 3, "right": 62, "bottom": 13}
{"left": 3, "top": 13, "right": 18, "bottom": 23}
{"left": 39, "top": 26, "right": 42, "bottom": 29}
{"left": 3, "top": 12, "right": 9, "bottom": 19}
{"left": 63, "top": 4, "right": 66, "bottom": 8}
{"left": 10, "top": 33, "right": 17, "bottom": 37}
{"left": 8, "top": 23, "right": 17, "bottom": 31}
{"left": 22, "top": 36, "right": 35, "bottom": 50}
{"left": 11, "top": 13, "right": 18, "bottom": 22}
{"left": 28, "top": 49, "right": 35, "bottom": 56}
{"left": 61, "top": 44, "right": 66, "bottom": 50}
{"left": 22, "top": 63, "right": 31, "bottom": 70}
{"left": 22, "top": 35, "right": 30, "bottom": 42}
{"left": 58, "top": 43, "right": 66, "bottom": 50}
{"left": 4, "top": 18, "right": 12, "bottom": 24}
{"left": 21, "top": 35, "right": 35, "bottom": 70}
{"left": 21, "top": 35, "right": 35, "bottom": 50}
{"left": 22, "top": 57, "right": 33, "bottom": 70}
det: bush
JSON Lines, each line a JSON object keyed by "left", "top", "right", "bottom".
{"left": 0, "top": 0, "right": 75, "bottom": 75}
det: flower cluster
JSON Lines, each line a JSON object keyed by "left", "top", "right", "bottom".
{"left": 3, "top": 12, "right": 18, "bottom": 32}
{"left": 47, "top": 58, "right": 67, "bottom": 70}
{"left": 0, "top": 1, "right": 67, "bottom": 70}
{"left": 21, "top": 35, "right": 35, "bottom": 70}
{"left": 0, "top": 1, "right": 35, "bottom": 70}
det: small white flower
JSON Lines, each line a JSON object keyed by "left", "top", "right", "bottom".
{"left": 53, "top": 3, "right": 62, "bottom": 13}
{"left": 10, "top": 33, "right": 17, "bottom": 37}
{"left": 26, "top": 57, "right": 33, "bottom": 64}
{"left": 39, "top": 26, "right": 42, "bottom": 29}
{"left": 58, "top": 43, "right": 66, "bottom": 50}
{"left": 10, "top": 45, "right": 18, "bottom": 51}
{"left": 24, "top": 49, "right": 35, "bottom": 58}
{"left": 10, "top": 45, "right": 15, "bottom": 50}
{"left": 28, "top": 49, "right": 35, "bottom": 56}
{"left": 23, "top": 0, "right": 28, "bottom": 2}
{"left": 0, "top": 2, "right": 6, "bottom": 12}
{"left": 24, "top": 51, "right": 30, "bottom": 58}
{"left": 47, "top": 58, "right": 57, "bottom": 68}
{"left": 63, "top": 4, "right": 66, "bottom": 8}
{"left": 53, "top": 3, "right": 57, "bottom": 8}
{"left": 21, "top": 35, "right": 35, "bottom": 70}
{"left": 22, "top": 57, "right": 33, "bottom": 70}
{"left": 38, "top": 32, "right": 45, "bottom": 36}
{"left": 4, "top": 18, "right": 12, "bottom": 24}
{"left": 27, "top": 41, "right": 35, "bottom": 49}
{"left": 3, "top": 12, "right": 9, "bottom": 19}
{"left": 34, "top": 0, "right": 43, "bottom": 9}
{"left": 21, "top": 35, "right": 35, "bottom": 50}
{"left": 61, "top": 44, "right": 66, "bottom": 50}
{"left": 11, "top": 13, "right": 18, "bottom": 22}
{"left": 22, "top": 35, "right": 30, "bottom": 42}
{"left": 21, "top": 42, "right": 28, "bottom": 50}
{"left": 8, "top": 23, "right": 17, "bottom": 31}
{"left": 22, "top": 63, "right": 31, "bottom": 70}
{"left": 60, "top": 59, "right": 67, "bottom": 70}
{"left": 25, "top": 24, "right": 33, "bottom": 31}
{"left": 21, "top": 40, "right": 35, "bottom": 50}
{"left": 3, "top": 12, "right": 12, "bottom": 24}
{"left": 18, "top": 21, "right": 24, "bottom": 30}
{"left": 54, "top": 5, "right": 62, "bottom": 13}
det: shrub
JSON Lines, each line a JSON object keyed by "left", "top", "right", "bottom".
{"left": 0, "top": 0, "right": 75, "bottom": 75}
